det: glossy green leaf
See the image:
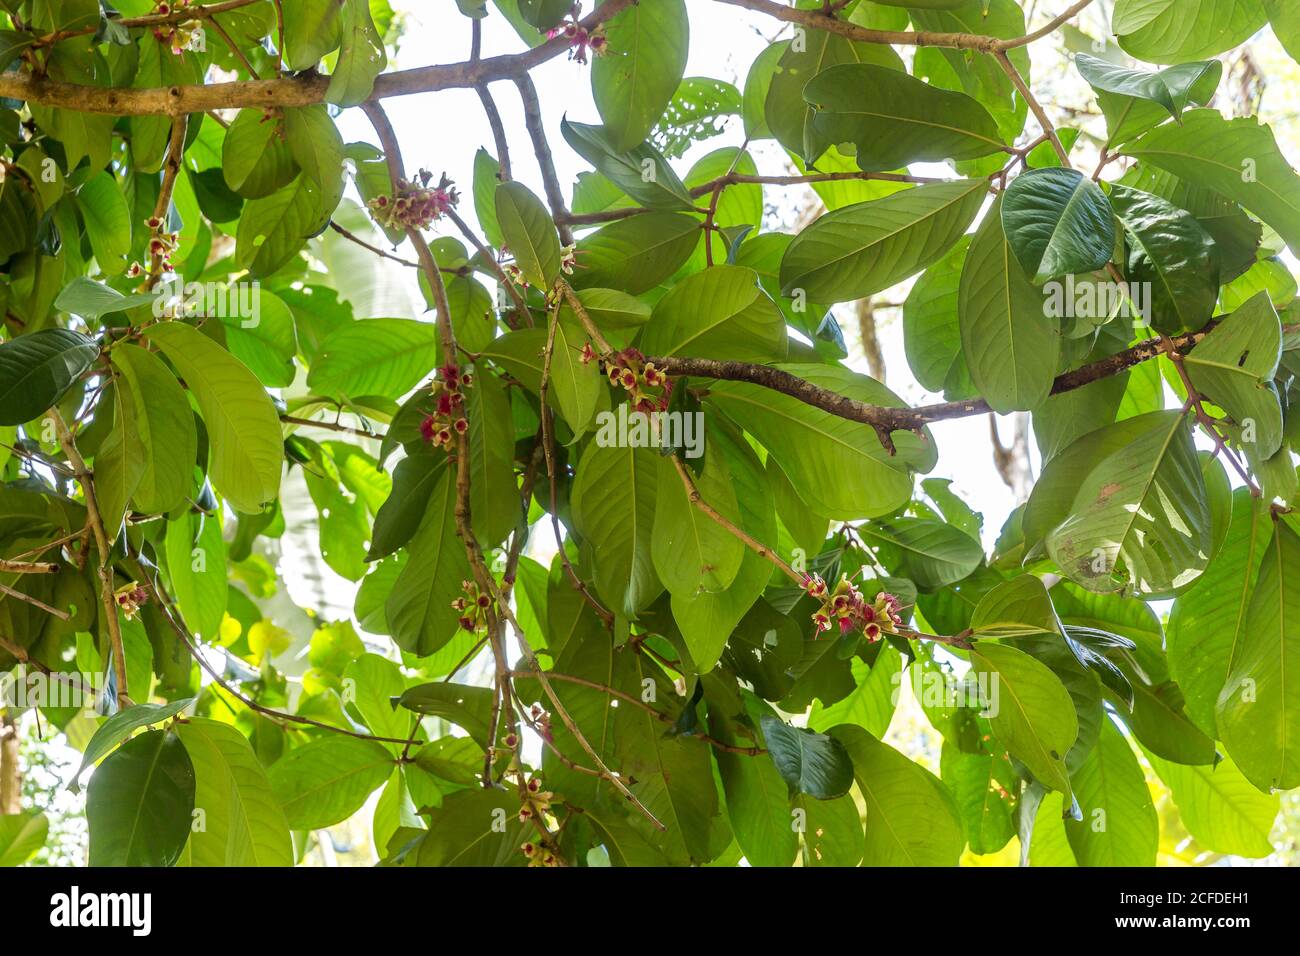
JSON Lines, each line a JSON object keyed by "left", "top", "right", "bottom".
{"left": 1002, "top": 168, "right": 1116, "bottom": 284}
{"left": 146, "top": 321, "right": 283, "bottom": 514}
{"left": 780, "top": 179, "right": 986, "bottom": 304}
{"left": 87, "top": 729, "right": 195, "bottom": 867}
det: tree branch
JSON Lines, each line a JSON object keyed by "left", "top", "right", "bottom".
{"left": 0, "top": 0, "right": 636, "bottom": 115}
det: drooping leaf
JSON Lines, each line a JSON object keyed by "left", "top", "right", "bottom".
{"left": 146, "top": 321, "right": 283, "bottom": 514}
{"left": 1001, "top": 167, "right": 1116, "bottom": 284}
{"left": 87, "top": 729, "right": 195, "bottom": 867}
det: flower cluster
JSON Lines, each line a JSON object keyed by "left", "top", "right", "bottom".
{"left": 450, "top": 578, "right": 493, "bottom": 633}
{"left": 369, "top": 171, "right": 458, "bottom": 231}
{"left": 150, "top": 2, "right": 201, "bottom": 54}
{"left": 546, "top": 11, "right": 610, "bottom": 64}
{"left": 126, "top": 215, "right": 179, "bottom": 282}
{"left": 804, "top": 573, "right": 905, "bottom": 641}
{"left": 419, "top": 364, "right": 472, "bottom": 451}
{"left": 525, "top": 701, "right": 553, "bottom": 742}
{"left": 517, "top": 773, "right": 555, "bottom": 825}
{"left": 606, "top": 347, "right": 672, "bottom": 414}
{"left": 520, "top": 840, "right": 561, "bottom": 867}
{"left": 114, "top": 582, "right": 151, "bottom": 621}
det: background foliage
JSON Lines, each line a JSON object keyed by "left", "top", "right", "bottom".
{"left": 1, "top": 0, "right": 1300, "bottom": 868}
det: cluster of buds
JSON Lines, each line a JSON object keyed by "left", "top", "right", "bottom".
{"left": 450, "top": 578, "right": 493, "bottom": 633}
{"left": 525, "top": 701, "right": 553, "bottom": 742}
{"left": 125, "top": 215, "right": 179, "bottom": 282}
{"left": 114, "top": 582, "right": 151, "bottom": 621}
{"left": 606, "top": 348, "right": 672, "bottom": 414}
{"left": 369, "top": 171, "right": 458, "bottom": 231}
{"left": 520, "top": 840, "right": 561, "bottom": 867}
{"left": 804, "top": 573, "right": 905, "bottom": 641}
{"left": 516, "top": 773, "right": 555, "bottom": 825}
{"left": 546, "top": 10, "right": 610, "bottom": 64}
{"left": 150, "top": 3, "right": 202, "bottom": 54}
{"left": 419, "top": 363, "right": 473, "bottom": 452}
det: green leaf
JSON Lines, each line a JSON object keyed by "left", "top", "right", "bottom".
{"left": 1064, "top": 720, "right": 1158, "bottom": 866}
{"left": 77, "top": 171, "right": 132, "bottom": 269}
{"left": 1168, "top": 488, "right": 1271, "bottom": 736}
{"left": 1124, "top": 110, "right": 1300, "bottom": 255}
{"left": 959, "top": 194, "right": 1059, "bottom": 413}
{"left": 87, "top": 729, "right": 195, "bottom": 867}
{"left": 760, "top": 715, "right": 854, "bottom": 799}
{"left": 969, "top": 642, "right": 1078, "bottom": 800}
{"left": 222, "top": 108, "right": 298, "bottom": 199}
{"left": 1075, "top": 54, "right": 1221, "bottom": 147}
{"left": 0, "top": 811, "right": 48, "bottom": 867}
{"left": 281, "top": 0, "right": 343, "bottom": 70}
{"left": 652, "top": 453, "right": 745, "bottom": 641}
{"left": 548, "top": 315, "right": 601, "bottom": 435}
{"left": 110, "top": 343, "right": 196, "bottom": 515}
{"left": 709, "top": 703, "right": 798, "bottom": 867}
{"left": 652, "top": 77, "right": 742, "bottom": 159}
{"left": 857, "top": 518, "right": 983, "bottom": 591}
{"left": 1144, "top": 748, "right": 1278, "bottom": 856}
{"left": 940, "top": 741, "right": 1016, "bottom": 856}
{"left": 904, "top": 234, "right": 970, "bottom": 394}
{"left": 146, "top": 321, "right": 283, "bottom": 514}
{"left": 516, "top": 0, "right": 569, "bottom": 30}
{"left": 708, "top": 363, "right": 932, "bottom": 521}
{"left": 399, "top": 682, "right": 496, "bottom": 748}
{"left": 327, "top": 0, "right": 387, "bottom": 107}
{"left": 308, "top": 319, "right": 440, "bottom": 402}
{"left": 670, "top": 422, "right": 777, "bottom": 670}
{"left": 0, "top": 328, "right": 98, "bottom": 426}
{"left": 416, "top": 788, "right": 528, "bottom": 866}
{"left": 1217, "top": 516, "right": 1300, "bottom": 791}
{"left": 1001, "top": 168, "right": 1116, "bottom": 284}
{"left": 367, "top": 451, "right": 445, "bottom": 561}
{"left": 71, "top": 698, "right": 194, "bottom": 792}
{"left": 971, "top": 574, "right": 1059, "bottom": 639}
{"left": 1185, "top": 292, "right": 1284, "bottom": 459}
{"left": 165, "top": 509, "right": 228, "bottom": 644}
{"left": 236, "top": 172, "right": 337, "bottom": 277}
{"left": 465, "top": 369, "right": 518, "bottom": 548}
{"left": 1043, "top": 411, "right": 1212, "bottom": 594}
{"left": 799, "top": 793, "right": 866, "bottom": 866}
{"left": 803, "top": 63, "right": 1005, "bottom": 171}
{"left": 1107, "top": 182, "right": 1221, "bottom": 333}
{"left": 175, "top": 718, "right": 294, "bottom": 866}
{"left": 570, "top": 438, "right": 662, "bottom": 617}
{"left": 55, "top": 277, "right": 158, "bottom": 319}
{"left": 830, "top": 724, "right": 964, "bottom": 866}
{"left": 640, "top": 264, "right": 786, "bottom": 362}
{"left": 592, "top": 0, "right": 688, "bottom": 152}
{"left": 385, "top": 469, "right": 474, "bottom": 657}
{"left": 572, "top": 212, "right": 701, "bottom": 295}
{"left": 267, "top": 735, "right": 393, "bottom": 830}
{"left": 1113, "top": 0, "right": 1267, "bottom": 63}
{"left": 494, "top": 181, "right": 561, "bottom": 288}
{"left": 612, "top": 653, "right": 718, "bottom": 864}
{"left": 763, "top": 31, "right": 902, "bottom": 163}
{"left": 561, "top": 119, "right": 695, "bottom": 211}
{"left": 780, "top": 179, "right": 986, "bottom": 304}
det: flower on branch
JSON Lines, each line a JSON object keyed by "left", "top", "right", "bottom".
{"left": 547, "top": 9, "right": 610, "bottom": 65}
{"left": 605, "top": 348, "right": 673, "bottom": 414}
{"left": 369, "top": 170, "right": 459, "bottom": 231}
